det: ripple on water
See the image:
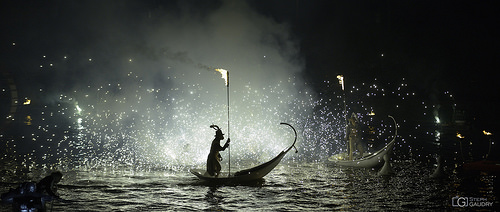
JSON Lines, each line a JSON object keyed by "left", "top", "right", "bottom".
{"left": 1, "top": 161, "right": 497, "bottom": 211}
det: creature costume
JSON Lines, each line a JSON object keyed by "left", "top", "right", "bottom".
{"left": 206, "top": 125, "right": 230, "bottom": 176}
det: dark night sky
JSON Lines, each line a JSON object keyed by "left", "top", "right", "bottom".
{"left": 254, "top": 1, "right": 499, "bottom": 90}
{"left": 1, "top": 0, "right": 499, "bottom": 128}
{"left": 253, "top": 1, "right": 499, "bottom": 102}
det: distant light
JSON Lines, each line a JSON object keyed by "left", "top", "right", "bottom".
{"left": 25, "top": 115, "right": 32, "bottom": 126}
{"left": 129, "top": 58, "right": 133, "bottom": 62}
{"left": 23, "top": 99, "right": 31, "bottom": 105}
{"left": 381, "top": 53, "right": 384, "bottom": 57}
{"left": 483, "top": 130, "right": 493, "bottom": 136}
{"left": 456, "top": 132, "right": 465, "bottom": 139}
{"left": 12, "top": 42, "right": 15, "bottom": 46}
{"left": 435, "top": 116, "right": 440, "bottom": 124}
{"left": 88, "top": 58, "right": 92, "bottom": 62}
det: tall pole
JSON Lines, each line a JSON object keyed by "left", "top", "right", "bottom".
{"left": 215, "top": 68, "right": 230, "bottom": 176}
{"left": 226, "top": 71, "right": 231, "bottom": 177}
{"left": 337, "top": 75, "right": 349, "bottom": 160}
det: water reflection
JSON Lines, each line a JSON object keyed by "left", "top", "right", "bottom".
{"left": 205, "top": 186, "right": 224, "bottom": 211}
{"left": 452, "top": 172, "right": 499, "bottom": 207}
{"left": 1, "top": 161, "right": 498, "bottom": 210}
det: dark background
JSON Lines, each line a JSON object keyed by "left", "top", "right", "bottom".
{"left": 1, "top": 0, "right": 498, "bottom": 132}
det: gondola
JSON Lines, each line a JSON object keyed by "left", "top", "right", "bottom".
{"left": 328, "top": 115, "right": 397, "bottom": 168}
{"left": 190, "top": 122, "right": 297, "bottom": 183}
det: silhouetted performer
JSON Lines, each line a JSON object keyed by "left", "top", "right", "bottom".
{"left": 1, "top": 171, "right": 62, "bottom": 211}
{"left": 36, "top": 171, "right": 62, "bottom": 199}
{"left": 207, "top": 125, "right": 230, "bottom": 177}
{"left": 347, "top": 113, "right": 364, "bottom": 159}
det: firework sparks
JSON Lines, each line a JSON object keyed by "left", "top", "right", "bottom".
{"left": 1, "top": 48, "right": 464, "bottom": 170}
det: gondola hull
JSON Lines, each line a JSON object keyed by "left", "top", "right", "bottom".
{"left": 328, "top": 115, "right": 397, "bottom": 168}
{"left": 328, "top": 137, "right": 395, "bottom": 168}
{"left": 190, "top": 150, "right": 287, "bottom": 183}
{"left": 191, "top": 123, "right": 297, "bottom": 184}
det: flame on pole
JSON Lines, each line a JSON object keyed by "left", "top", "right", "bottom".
{"left": 483, "top": 130, "right": 493, "bottom": 136}
{"left": 215, "top": 69, "right": 229, "bottom": 87}
{"left": 337, "top": 75, "right": 345, "bottom": 91}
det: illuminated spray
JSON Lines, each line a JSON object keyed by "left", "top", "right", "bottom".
{"left": 2, "top": 50, "right": 450, "bottom": 169}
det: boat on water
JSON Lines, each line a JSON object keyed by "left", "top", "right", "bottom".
{"left": 328, "top": 115, "right": 397, "bottom": 168}
{"left": 190, "top": 122, "right": 298, "bottom": 183}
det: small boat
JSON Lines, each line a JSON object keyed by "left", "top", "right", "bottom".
{"left": 328, "top": 115, "right": 397, "bottom": 168}
{"left": 190, "top": 122, "right": 298, "bottom": 183}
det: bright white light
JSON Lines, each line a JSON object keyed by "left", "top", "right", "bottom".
{"left": 215, "top": 68, "right": 229, "bottom": 86}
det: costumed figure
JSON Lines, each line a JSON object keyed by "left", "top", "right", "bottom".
{"left": 36, "top": 171, "right": 62, "bottom": 199}
{"left": 206, "top": 125, "right": 230, "bottom": 177}
{"left": 1, "top": 171, "right": 62, "bottom": 211}
{"left": 347, "top": 113, "right": 364, "bottom": 159}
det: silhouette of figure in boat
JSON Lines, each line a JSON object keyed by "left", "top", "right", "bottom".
{"left": 207, "top": 125, "right": 230, "bottom": 177}
{"left": 36, "top": 171, "right": 62, "bottom": 199}
{"left": 1, "top": 171, "right": 62, "bottom": 211}
{"left": 347, "top": 113, "right": 364, "bottom": 159}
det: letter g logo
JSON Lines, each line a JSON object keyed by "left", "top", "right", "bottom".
{"left": 457, "top": 197, "right": 467, "bottom": 207}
